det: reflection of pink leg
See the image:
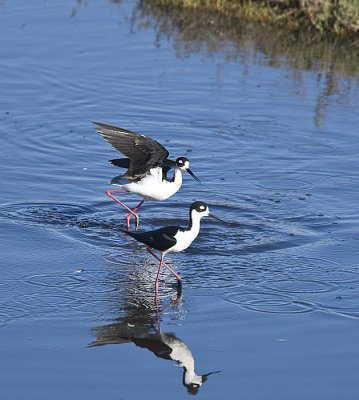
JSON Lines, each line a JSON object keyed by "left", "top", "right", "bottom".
{"left": 106, "top": 189, "right": 144, "bottom": 231}
{"left": 147, "top": 248, "right": 182, "bottom": 282}
{"left": 155, "top": 254, "right": 164, "bottom": 294}
{"left": 154, "top": 296, "right": 161, "bottom": 331}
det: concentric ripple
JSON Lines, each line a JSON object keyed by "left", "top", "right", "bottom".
{"left": 0, "top": 201, "right": 126, "bottom": 248}
{"left": 216, "top": 252, "right": 359, "bottom": 319}
{"left": 221, "top": 291, "right": 313, "bottom": 314}
{"left": 24, "top": 271, "right": 118, "bottom": 294}
{"left": 263, "top": 278, "right": 331, "bottom": 294}
{"left": 0, "top": 202, "right": 94, "bottom": 227}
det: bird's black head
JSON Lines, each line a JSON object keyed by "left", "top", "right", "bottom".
{"left": 190, "top": 201, "right": 209, "bottom": 217}
{"left": 176, "top": 157, "right": 201, "bottom": 183}
{"left": 190, "top": 201, "right": 226, "bottom": 223}
{"left": 176, "top": 157, "right": 190, "bottom": 169}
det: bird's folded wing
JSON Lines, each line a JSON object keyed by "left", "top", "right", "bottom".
{"left": 128, "top": 226, "right": 178, "bottom": 251}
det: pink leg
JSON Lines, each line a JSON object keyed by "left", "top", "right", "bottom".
{"left": 147, "top": 247, "right": 182, "bottom": 282}
{"left": 125, "top": 199, "right": 144, "bottom": 231}
{"left": 106, "top": 189, "right": 144, "bottom": 231}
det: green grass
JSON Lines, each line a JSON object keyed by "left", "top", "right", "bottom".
{"left": 152, "top": 0, "right": 359, "bottom": 37}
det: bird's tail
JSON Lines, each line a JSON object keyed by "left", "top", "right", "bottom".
{"left": 109, "top": 158, "right": 130, "bottom": 168}
{"left": 123, "top": 230, "right": 137, "bottom": 239}
{"left": 109, "top": 174, "right": 128, "bottom": 186}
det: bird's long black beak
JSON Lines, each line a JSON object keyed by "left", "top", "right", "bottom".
{"left": 209, "top": 212, "right": 227, "bottom": 224}
{"left": 186, "top": 168, "right": 201, "bottom": 183}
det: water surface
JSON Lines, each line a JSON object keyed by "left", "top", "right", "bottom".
{"left": 1, "top": 1, "right": 359, "bottom": 399}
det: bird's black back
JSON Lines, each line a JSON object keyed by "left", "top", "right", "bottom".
{"left": 127, "top": 226, "right": 180, "bottom": 251}
{"left": 110, "top": 158, "right": 176, "bottom": 182}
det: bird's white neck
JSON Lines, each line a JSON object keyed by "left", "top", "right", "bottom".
{"left": 188, "top": 210, "right": 202, "bottom": 233}
{"left": 168, "top": 205, "right": 204, "bottom": 253}
{"left": 163, "top": 167, "right": 182, "bottom": 198}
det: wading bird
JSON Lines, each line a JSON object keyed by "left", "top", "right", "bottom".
{"left": 126, "top": 201, "right": 223, "bottom": 292}
{"left": 94, "top": 122, "right": 201, "bottom": 231}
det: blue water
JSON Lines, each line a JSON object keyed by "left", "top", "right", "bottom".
{"left": 1, "top": 1, "right": 359, "bottom": 399}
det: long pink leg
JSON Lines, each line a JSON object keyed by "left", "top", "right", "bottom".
{"left": 125, "top": 199, "right": 144, "bottom": 231}
{"left": 106, "top": 189, "right": 143, "bottom": 231}
{"left": 147, "top": 247, "right": 182, "bottom": 282}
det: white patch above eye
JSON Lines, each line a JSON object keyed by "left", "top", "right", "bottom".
{"left": 199, "top": 206, "right": 205, "bottom": 211}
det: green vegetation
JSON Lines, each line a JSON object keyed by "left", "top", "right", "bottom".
{"left": 152, "top": 0, "right": 359, "bottom": 37}
{"left": 137, "top": 0, "right": 358, "bottom": 126}
{"left": 141, "top": 0, "right": 359, "bottom": 78}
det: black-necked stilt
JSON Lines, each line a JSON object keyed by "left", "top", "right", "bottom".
{"left": 126, "top": 201, "right": 223, "bottom": 292}
{"left": 94, "top": 122, "right": 201, "bottom": 231}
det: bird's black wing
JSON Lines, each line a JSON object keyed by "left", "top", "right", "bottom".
{"left": 93, "top": 121, "right": 169, "bottom": 179}
{"left": 127, "top": 226, "right": 179, "bottom": 251}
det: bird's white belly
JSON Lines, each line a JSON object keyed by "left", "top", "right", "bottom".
{"left": 123, "top": 167, "right": 182, "bottom": 201}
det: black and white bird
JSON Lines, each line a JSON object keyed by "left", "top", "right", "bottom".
{"left": 94, "top": 122, "right": 201, "bottom": 231}
{"left": 126, "top": 201, "right": 222, "bottom": 292}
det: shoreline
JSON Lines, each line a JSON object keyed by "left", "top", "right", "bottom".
{"left": 151, "top": 0, "right": 359, "bottom": 39}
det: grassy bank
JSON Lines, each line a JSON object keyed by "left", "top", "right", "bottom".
{"left": 151, "top": 0, "right": 359, "bottom": 37}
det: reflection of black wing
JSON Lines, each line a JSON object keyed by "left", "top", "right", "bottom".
{"left": 93, "top": 121, "right": 169, "bottom": 179}
{"left": 132, "top": 336, "right": 174, "bottom": 361}
{"left": 127, "top": 226, "right": 179, "bottom": 251}
{"left": 89, "top": 322, "right": 177, "bottom": 361}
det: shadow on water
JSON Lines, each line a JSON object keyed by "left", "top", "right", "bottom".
{"left": 89, "top": 287, "right": 219, "bottom": 395}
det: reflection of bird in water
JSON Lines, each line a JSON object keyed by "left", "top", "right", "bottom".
{"left": 89, "top": 283, "right": 218, "bottom": 395}
{"left": 89, "top": 320, "right": 218, "bottom": 394}
{"left": 94, "top": 122, "right": 201, "bottom": 231}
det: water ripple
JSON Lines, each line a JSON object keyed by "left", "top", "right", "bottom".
{"left": 0, "top": 305, "right": 29, "bottom": 326}
{"left": 263, "top": 278, "right": 331, "bottom": 294}
{"left": 23, "top": 271, "right": 118, "bottom": 294}
{"left": 217, "top": 252, "right": 359, "bottom": 319}
{"left": 1, "top": 197, "right": 352, "bottom": 322}
{"left": 0, "top": 199, "right": 324, "bottom": 256}
{"left": 221, "top": 291, "right": 314, "bottom": 314}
